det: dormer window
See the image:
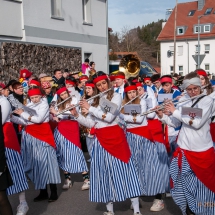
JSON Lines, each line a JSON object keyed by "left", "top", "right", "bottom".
{"left": 177, "top": 27, "right": 185, "bottom": 35}
{"left": 188, "top": 10, "right": 195, "bottom": 16}
{"left": 205, "top": 8, "right": 213, "bottom": 15}
{"left": 194, "top": 26, "right": 201, "bottom": 33}
{"left": 204, "top": 25, "right": 211, "bottom": 32}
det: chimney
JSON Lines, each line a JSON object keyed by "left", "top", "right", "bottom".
{"left": 198, "top": 0, "right": 205, "bottom": 10}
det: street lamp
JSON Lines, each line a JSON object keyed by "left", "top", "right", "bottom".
{"left": 197, "top": 15, "right": 204, "bottom": 69}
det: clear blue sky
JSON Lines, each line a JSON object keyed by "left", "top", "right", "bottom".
{"left": 108, "top": 0, "right": 196, "bottom": 32}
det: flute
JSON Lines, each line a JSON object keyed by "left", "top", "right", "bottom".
{"left": 56, "top": 88, "right": 112, "bottom": 116}
{"left": 141, "top": 93, "right": 206, "bottom": 116}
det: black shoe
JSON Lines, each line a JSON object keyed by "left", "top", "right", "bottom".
{"left": 34, "top": 190, "right": 49, "bottom": 202}
{"left": 48, "top": 184, "right": 58, "bottom": 202}
{"left": 48, "top": 193, "right": 58, "bottom": 202}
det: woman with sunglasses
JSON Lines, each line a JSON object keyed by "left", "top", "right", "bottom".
{"left": 70, "top": 71, "right": 142, "bottom": 215}
{"left": 50, "top": 86, "right": 89, "bottom": 191}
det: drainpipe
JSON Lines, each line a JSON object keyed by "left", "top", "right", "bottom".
{"left": 186, "top": 40, "right": 189, "bottom": 73}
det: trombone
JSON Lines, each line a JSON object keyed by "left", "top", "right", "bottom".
{"left": 56, "top": 88, "right": 112, "bottom": 116}
{"left": 141, "top": 93, "right": 206, "bottom": 116}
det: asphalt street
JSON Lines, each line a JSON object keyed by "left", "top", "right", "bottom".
{"left": 8, "top": 153, "right": 182, "bottom": 215}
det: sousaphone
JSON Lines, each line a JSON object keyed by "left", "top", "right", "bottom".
{"left": 119, "top": 54, "right": 140, "bottom": 79}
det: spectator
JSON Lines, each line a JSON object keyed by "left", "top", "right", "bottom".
{"left": 89, "top": 61, "right": 96, "bottom": 79}
{"left": 4, "top": 80, "right": 16, "bottom": 95}
{"left": 52, "top": 69, "right": 65, "bottom": 86}
{"left": 70, "top": 71, "right": 80, "bottom": 80}
{"left": 63, "top": 69, "right": 69, "bottom": 79}
{"left": 82, "top": 58, "right": 90, "bottom": 76}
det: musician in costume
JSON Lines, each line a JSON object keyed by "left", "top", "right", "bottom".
{"left": 120, "top": 82, "right": 169, "bottom": 213}
{"left": 114, "top": 72, "right": 126, "bottom": 99}
{"left": 195, "top": 69, "right": 215, "bottom": 148}
{"left": 158, "top": 75, "right": 181, "bottom": 159}
{"left": 156, "top": 72, "right": 215, "bottom": 215}
{"left": 0, "top": 106, "right": 13, "bottom": 215}
{"left": 50, "top": 86, "right": 89, "bottom": 191}
{"left": 1, "top": 95, "right": 29, "bottom": 215}
{"left": 81, "top": 81, "right": 97, "bottom": 161}
{"left": 11, "top": 88, "right": 61, "bottom": 202}
{"left": 70, "top": 71, "right": 142, "bottom": 215}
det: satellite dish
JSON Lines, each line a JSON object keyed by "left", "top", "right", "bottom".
{"left": 167, "top": 50, "right": 172, "bottom": 58}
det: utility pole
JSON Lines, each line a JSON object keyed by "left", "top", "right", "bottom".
{"left": 197, "top": 15, "right": 203, "bottom": 68}
{"left": 173, "top": 0, "right": 178, "bottom": 75}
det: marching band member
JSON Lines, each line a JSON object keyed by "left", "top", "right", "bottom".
{"left": 121, "top": 82, "right": 169, "bottom": 212}
{"left": 82, "top": 81, "right": 97, "bottom": 162}
{"left": 158, "top": 75, "right": 181, "bottom": 158}
{"left": 195, "top": 69, "right": 213, "bottom": 95}
{"left": 114, "top": 71, "right": 126, "bottom": 99}
{"left": 11, "top": 88, "right": 61, "bottom": 203}
{"left": 70, "top": 71, "right": 142, "bottom": 215}
{"left": 50, "top": 86, "right": 89, "bottom": 191}
{"left": 75, "top": 75, "right": 89, "bottom": 96}
{"left": 0, "top": 105, "right": 13, "bottom": 215}
{"left": 156, "top": 72, "right": 215, "bottom": 215}
{"left": 150, "top": 74, "right": 162, "bottom": 94}
{"left": 195, "top": 69, "right": 215, "bottom": 147}
{"left": 0, "top": 96, "right": 29, "bottom": 215}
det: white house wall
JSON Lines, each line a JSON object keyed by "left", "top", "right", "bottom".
{"left": 160, "top": 39, "right": 215, "bottom": 76}
{"left": 0, "top": 0, "right": 108, "bottom": 73}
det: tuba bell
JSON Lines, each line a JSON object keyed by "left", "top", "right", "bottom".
{"left": 119, "top": 54, "right": 140, "bottom": 79}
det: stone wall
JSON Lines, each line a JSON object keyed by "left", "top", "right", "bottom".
{"left": 0, "top": 42, "right": 82, "bottom": 83}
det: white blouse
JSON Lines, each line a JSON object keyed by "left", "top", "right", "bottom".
{"left": 76, "top": 92, "right": 122, "bottom": 129}
{"left": 0, "top": 96, "right": 11, "bottom": 124}
{"left": 11, "top": 98, "right": 49, "bottom": 126}
{"left": 121, "top": 99, "right": 147, "bottom": 129}
{"left": 159, "top": 94, "right": 214, "bottom": 152}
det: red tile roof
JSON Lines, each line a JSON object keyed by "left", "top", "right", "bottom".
{"left": 157, "top": 0, "right": 215, "bottom": 41}
{"left": 154, "top": 67, "right": 161, "bottom": 73}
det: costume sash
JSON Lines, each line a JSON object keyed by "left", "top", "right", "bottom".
{"left": 3, "top": 122, "right": 21, "bottom": 153}
{"left": 127, "top": 126, "right": 154, "bottom": 143}
{"left": 57, "top": 120, "right": 81, "bottom": 149}
{"left": 25, "top": 123, "right": 56, "bottom": 149}
{"left": 147, "top": 119, "right": 165, "bottom": 143}
{"left": 94, "top": 125, "right": 131, "bottom": 163}
{"left": 174, "top": 147, "right": 215, "bottom": 193}
{"left": 210, "top": 123, "right": 215, "bottom": 142}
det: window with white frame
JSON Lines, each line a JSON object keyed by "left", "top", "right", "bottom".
{"left": 170, "top": 66, "right": 173, "bottom": 71}
{"left": 179, "top": 66, "right": 183, "bottom": 71}
{"left": 51, "top": 0, "right": 63, "bottom": 18}
{"left": 205, "top": 64, "right": 210, "bottom": 71}
{"left": 83, "top": 0, "right": 92, "bottom": 24}
{"left": 205, "top": 44, "right": 210, "bottom": 54}
{"left": 178, "top": 46, "right": 183, "bottom": 56}
{"left": 204, "top": 25, "right": 211, "bottom": 32}
{"left": 177, "top": 27, "right": 184, "bottom": 35}
{"left": 194, "top": 26, "right": 201, "bottom": 33}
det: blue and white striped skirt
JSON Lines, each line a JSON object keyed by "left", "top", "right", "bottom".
{"left": 5, "top": 148, "right": 28, "bottom": 195}
{"left": 170, "top": 153, "right": 215, "bottom": 215}
{"left": 127, "top": 132, "right": 169, "bottom": 196}
{"left": 86, "top": 136, "right": 94, "bottom": 157}
{"left": 168, "top": 136, "right": 177, "bottom": 162}
{"left": 90, "top": 137, "right": 142, "bottom": 203}
{"left": 22, "top": 131, "right": 61, "bottom": 190}
{"left": 54, "top": 129, "right": 88, "bottom": 173}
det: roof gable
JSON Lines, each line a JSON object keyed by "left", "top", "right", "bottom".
{"left": 157, "top": 0, "right": 215, "bottom": 41}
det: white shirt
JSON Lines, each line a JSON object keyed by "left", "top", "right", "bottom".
{"left": 11, "top": 98, "right": 49, "bottom": 126}
{"left": 114, "top": 84, "right": 124, "bottom": 99}
{"left": 0, "top": 96, "right": 11, "bottom": 124}
{"left": 121, "top": 99, "right": 147, "bottom": 129}
{"left": 159, "top": 95, "right": 213, "bottom": 152}
{"left": 76, "top": 93, "right": 122, "bottom": 129}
